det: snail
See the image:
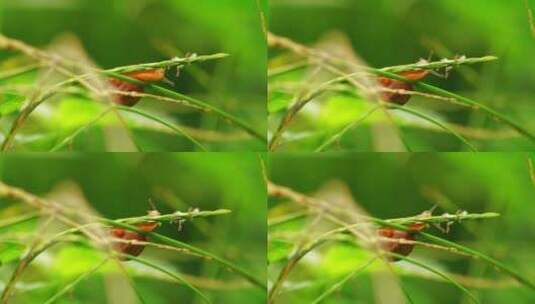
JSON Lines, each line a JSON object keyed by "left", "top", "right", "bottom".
{"left": 377, "top": 222, "right": 427, "bottom": 261}
{"left": 110, "top": 209, "right": 161, "bottom": 260}
{"left": 377, "top": 70, "right": 429, "bottom": 105}
{"left": 108, "top": 69, "right": 165, "bottom": 106}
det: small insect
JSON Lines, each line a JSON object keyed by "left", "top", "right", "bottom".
{"left": 110, "top": 208, "right": 161, "bottom": 260}
{"left": 377, "top": 70, "right": 429, "bottom": 105}
{"left": 108, "top": 68, "right": 165, "bottom": 107}
{"left": 377, "top": 222, "right": 427, "bottom": 261}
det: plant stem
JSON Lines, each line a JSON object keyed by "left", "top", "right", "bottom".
{"left": 268, "top": 32, "right": 535, "bottom": 147}
{"left": 0, "top": 63, "right": 41, "bottom": 80}
{"left": 116, "top": 209, "right": 232, "bottom": 224}
{"left": 268, "top": 180, "right": 535, "bottom": 290}
{"left": 43, "top": 258, "right": 109, "bottom": 304}
{"left": 0, "top": 180, "right": 263, "bottom": 297}
{"left": 390, "top": 253, "right": 480, "bottom": 304}
{"left": 0, "top": 34, "right": 266, "bottom": 148}
{"left": 121, "top": 254, "right": 212, "bottom": 304}
{"left": 373, "top": 218, "right": 535, "bottom": 290}
{"left": 385, "top": 104, "right": 478, "bottom": 151}
{"left": 315, "top": 105, "right": 382, "bottom": 152}
{"left": 115, "top": 105, "right": 208, "bottom": 151}
{"left": 380, "top": 56, "right": 498, "bottom": 73}
{"left": 0, "top": 212, "right": 39, "bottom": 229}
{"left": 311, "top": 258, "right": 377, "bottom": 304}
{"left": 104, "top": 220, "right": 266, "bottom": 290}
{"left": 372, "top": 69, "right": 535, "bottom": 144}
{"left": 106, "top": 53, "right": 228, "bottom": 74}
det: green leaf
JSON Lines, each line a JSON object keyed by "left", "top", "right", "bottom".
{"left": 268, "top": 91, "right": 292, "bottom": 113}
{"left": 0, "top": 92, "right": 25, "bottom": 116}
{"left": 318, "top": 244, "right": 372, "bottom": 278}
{"left": 0, "top": 241, "right": 25, "bottom": 264}
{"left": 51, "top": 246, "right": 102, "bottom": 278}
{"left": 51, "top": 97, "right": 104, "bottom": 129}
{"left": 268, "top": 238, "right": 294, "bottom": 263}
{"left": 318, "top": 95, "right": 379, "bottom": 128}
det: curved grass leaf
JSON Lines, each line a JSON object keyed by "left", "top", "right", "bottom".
{"left": 386, "top": 104, "right": 478, "bottom": 152}
{"left": 311, "top": 257, "right": 376, "bottom": 304}
{"left": 373, "top": 69, "right": 535, "bottom": 145}
{"left": 391, "top": 253, "right": 480, "bottom": 304}
{"left": 372, "top": 218, "right": 535, "bottom": 291}
{"left": 315, "top": 105, "right": 381, "bottom": 152}
{"left": 123, "top": 254, "right": 212, "bottom": 304}
{"left": 102, "top": 220, "right": 266, "bottom": 290}
{"left": 0, "top": 92, "right": 25, "bottom": 117}
{"left": 107, "top": 72, "right": 266, "bottom": 143}
{"left": 0, "top": 212, "right": 39, "bottom": 230}
{"left": 50, "top": 108, "right": 113, "bottom": 152}
{"left": 115, "top": 106, "right": 208, "bottom": 151}
{"left": 43, "top": 258, "right": 108, "bottom": 304}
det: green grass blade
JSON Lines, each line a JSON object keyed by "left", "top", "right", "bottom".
{"left": 419, "top": 231, "right": 535, "bottom": 290}
{"left": 315, "top": 105, "right": 381, "bottom": 152}
{"left": 311, "top": 257, "right": 376, "bottom": 304}
{"left": 103, "top": 220, "right": 266, "bottom": 290}
{"left": 115, "top": 106, "right": 208, "bottom": 151}
{"left": 0, "top": 212, "right": 39, "bottom": 229}
{"left": 386, "top": 104, "right": 478, "bottom": 151}
{"left": 107, "top": 72, "right": 266, "bottom": 143}
{"left": 391, "top": 253, "right": 480, "bottom": 304}
{"left": 147, "top": 85, "right": 267, "bottom": 142}
{"left": 123, "top": 254, "right": 212, "bottom": 304}
{"left": 43, "top": 258, "right": 108, "bottom": 304}
{"left": 373, "top": 69, "right": 535, "bottom": 145}
{"left": 50, "top": 108, "right": 113, "bottom": 152}
{"left": 415, "top": 82, "right": 535, "bottom": 144}
{"left": 372, "top": 218, "right": 535, "bottom": 291}
{"left": 0, "top": 64, "right": 40, "bottom": 81}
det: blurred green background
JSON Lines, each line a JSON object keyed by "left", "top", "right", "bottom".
{"left": 268, "top": 0, "right": 535, "bottom": 151}
{"left": 0, "top": 0, "right": 267, "bottom": 151}
{"left": 0, "top": 153, "right": 266, "bottom": 303}
{"left": 268, "top": 153, "right": 535, "bottom": 303}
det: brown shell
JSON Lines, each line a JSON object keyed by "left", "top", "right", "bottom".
{"left": 108, "top": 78, "right": 144, "bottom": 107}
{"left": 110, "top": 222, "right": 159, "bottom": 260}
{"left": 377, "top": 222, "right": 426, "bottom": 261}
{"left": 107, "top": 69, "right": 164, "bottom": 107}
{"left": 110, "top": 228, "right": 147, "bottom": 260}
{"left": 378, "top": 70, "right": 429, "bottom": 105}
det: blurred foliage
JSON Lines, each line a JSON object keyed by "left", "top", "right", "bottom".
{"left": 0, "top": 0, "right": 267, "bottom": 151}
{"left": 268, "top": 0, "right": 535, "bottom": 151}
{"left": 268, "top": 153, "right": 535, "bottom": 303}
{"left": 0, "top": 153, "right": 266, "bottom": 303}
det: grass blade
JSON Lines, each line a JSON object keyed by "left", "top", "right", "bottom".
{"left": 0, "top": 212, "right": 39, "bottom": 230}
{"left": 419, "top": 231, "right": 535, "bottom": 290}
{"left": 103, "top": 220, "right": 266, "bottom": 290}
{"left": 391, "top": 253, "right": 480, "bottom": 304}
{"left": 315, "top": 105, "right": 381, "bottom": 152}
{"left": 147, "top": 85, "right": 267, "bottom": 143}
{"left": 123, "top": 254, "right": 212, "bottom": 304}
{"left": 50, "top": 108, "right": 113, "bottom": 152}
{"left": 311, "top": 257, "right": 376, "bottom": 304}
{"left": 115, "top": 106, "right": 208, "bottom": 151}
{"left": 386, "top": 104, "right": 478, "bottom": 151}
{"left": 43, "top": 258, "right": 108, "bottom": 304}
{"left": 372, "top": 218, "right": 535, "bottom": 291}
{"left": 373, "top": 69, "right": 535, "bottom": 145}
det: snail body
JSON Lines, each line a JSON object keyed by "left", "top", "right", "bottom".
{"left": 377, "top": 222, "right": 426, "bottom": 261}
{"left": 108, "top": 69, "right": 165, "bottom": 106}
{"left": 110, "top": 221, "right": 159, "bottom": 260}
{"left": 377, "top": 70, "right": 429, "bottom": 105}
